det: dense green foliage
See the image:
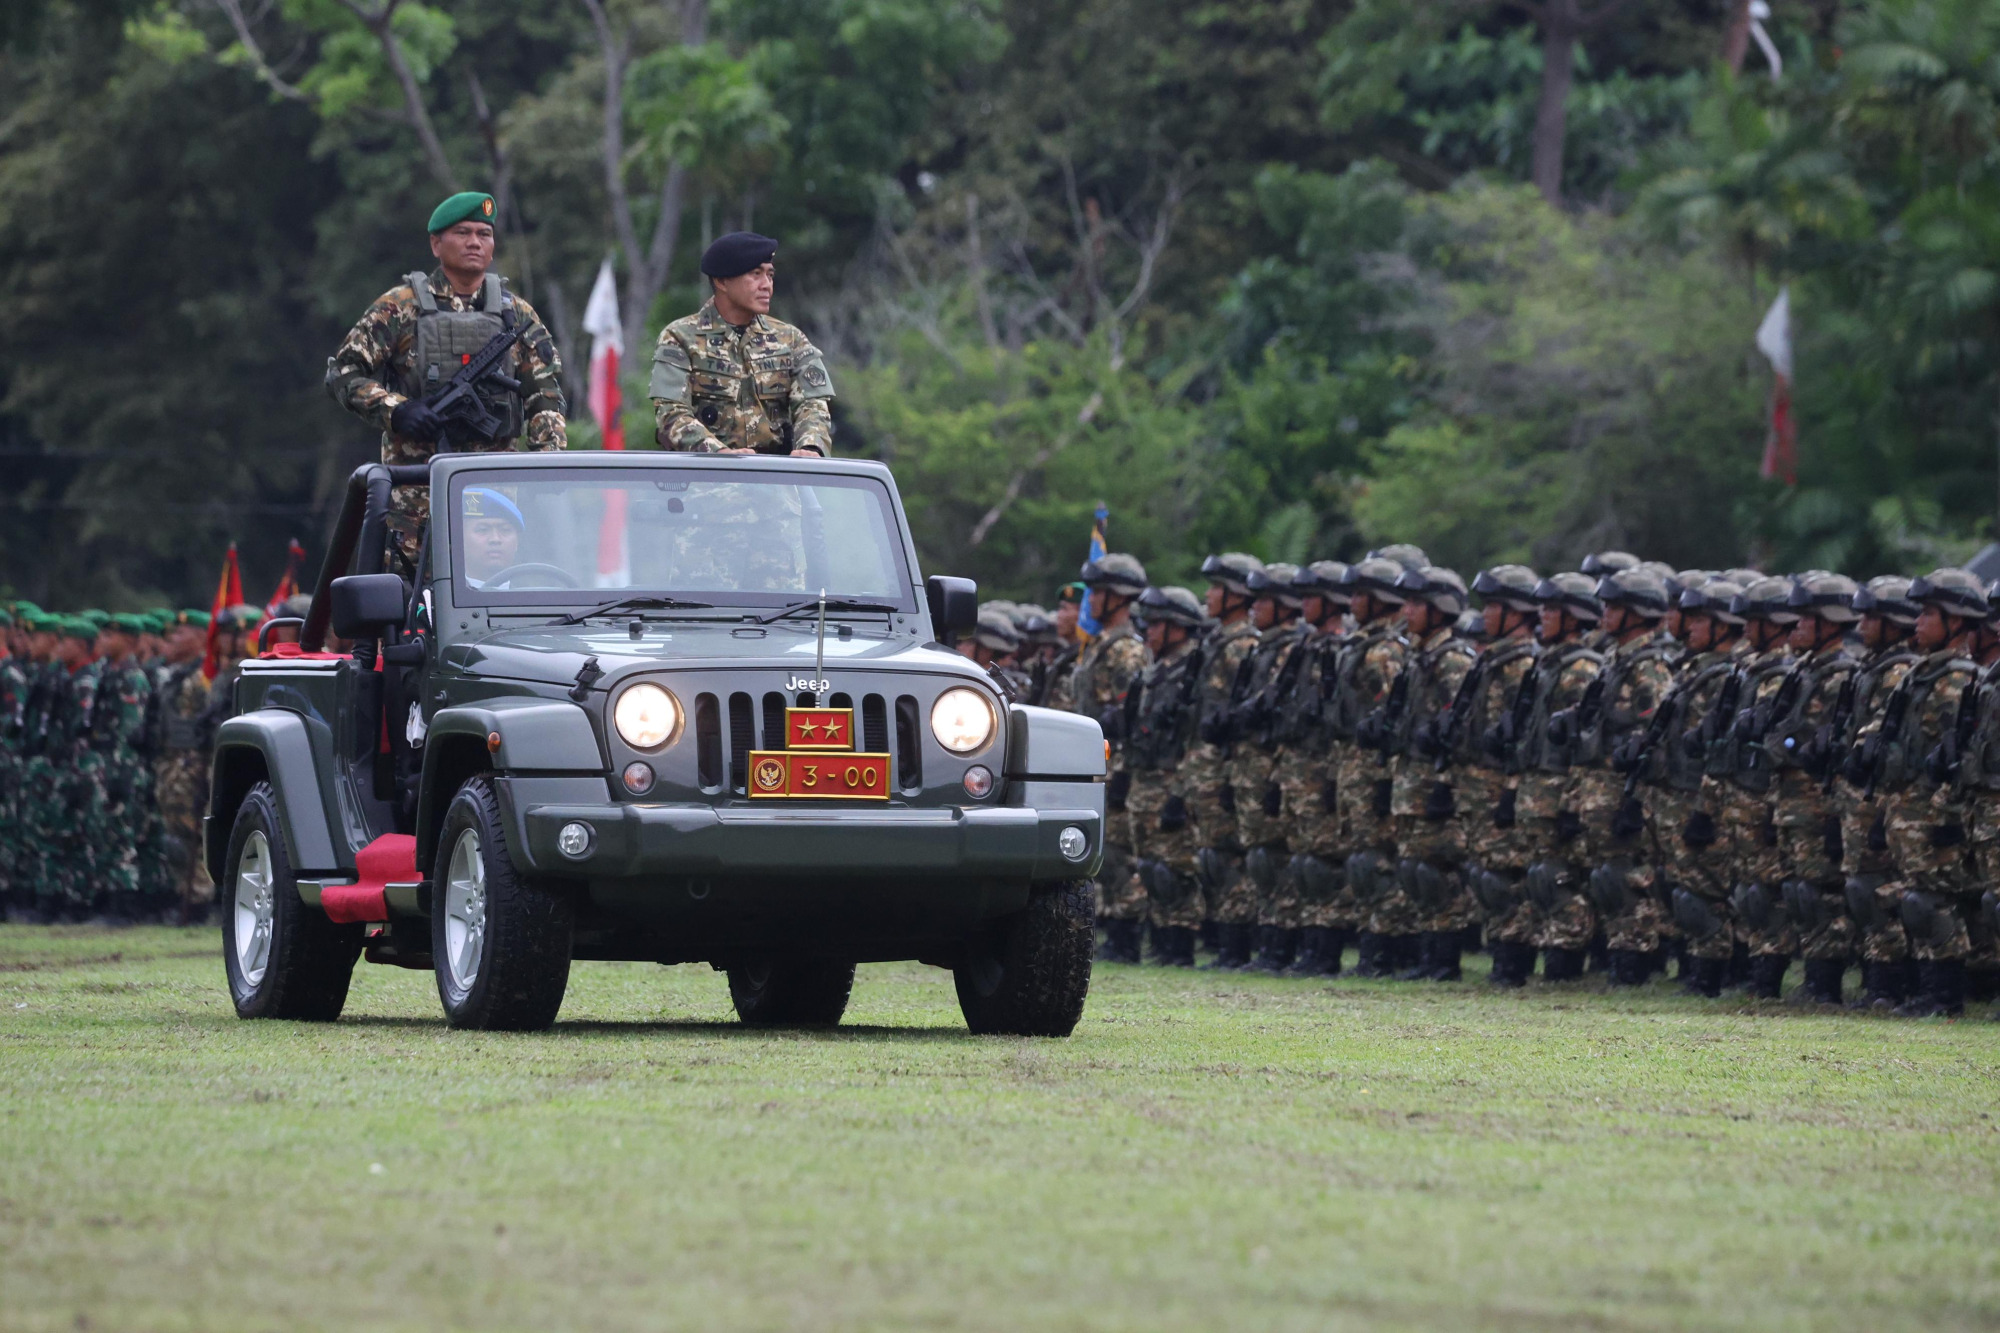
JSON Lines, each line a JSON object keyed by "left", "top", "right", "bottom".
{"left": 6, "top": 928, "right": 1999, "bottom": 1330}
{"left": 1, "top": 0, "right": 1994, "bottom": 605}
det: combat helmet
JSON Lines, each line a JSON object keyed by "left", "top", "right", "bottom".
{"left": 1579, "top": 550, "right": 1640, "bottom": 576}
{"left": 1729, "top": 576, "right": 1800, "bottom": 624}
{"left": 1594, "top": 567, "right": 1670, "bottom": 618}
{"left": 1135, "top": 585, "right": 1208, "bottom": 630}
{"left": 980, "top": 599, "right": 1020, "bottom": 622}
{"left": 1471, "top": 564, "right": 1540, "bottom": 611}
{"left": 1079, "top": 552, "right": 1148, "bottom": 593}
{"left": 1851, "top": 575, "right": 1918, "bottom": 625}
{"left": 1909, "top": 567, "right": 1990, "bottom": 619}
{"left": 1246, "top": 562, "right": 1302, "bottom": 603}
{"left": 1786, "top": 572, "right": 1860, "bottom": 623}
{"left": 1340, "top": 556, "right": 1409, "bottom": 604}
{"left": 1454, "top": 608, "right": 1488, "bottom": 641}
{"left": 1200, "top": 552, "right": 1263, "bottom": 594}
{"left": 1394, "top": 565, "right": 1468, "bottom": 616}
{"left": 1667, "top": 569, "right": 1712, "bottom": 600}
{"left": 1720, "top": 567, "right": 1764, "bottom": 588}
{"left": 1533, "top": 572, "right": 1602, "bottom": 622}
{"left": 1367, "top": 543, "right": 1429, "bottom": 572}
{"left": 1011, "top": 604, "right": 1059, "bottom": 646}
{"left": 1293, "top": 560, "right": 1353, "bottom": 603}
{"left": 972, "top": 609, "right": 1021, "bottom": 653}
{"left": 1680, "top": 578, "right": 1746, "bottom": 626}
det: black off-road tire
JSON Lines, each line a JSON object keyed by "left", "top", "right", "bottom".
{"left": 727, "top": 957, "right": 857, "bottom": 1027}
{"left": 954, "top": 879, "right": 1094, "bottom": 1037}
{"left": 431, "top": 776, "right": 573, "bottom": 1031}
{"left": 221, "top": 782, "right": 363, "bottom": 1021}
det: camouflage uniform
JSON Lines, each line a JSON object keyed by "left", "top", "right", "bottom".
{"left": 1229, "top": 619, "right": 1314, "bottom": 935}
{"left": 1387, "top": 624, "right": 1478, "bottom": 938}
{"left": 52, "top": 661, "right": 106, "bottom": 916}
{"left": 1639, "top": 641, "right": 1748, "bottom": 968}
{"left": 1070, "top": 622, "right": 1150, "bottom": 925}
{"left": 1765, "top": 644, "right": 1862, "bottom": 968}
{"left": 1124, "top": 634, "right": 1208, "bottom": 938}
{"left": 0, "top": 646, "right": 28, "bottom": 912}
{"left": 153, "top": 663, "right": 214, "bottom": 914}
{"left": 650, "top": 299, "right": 834, "bottom": 455}
{"left": 1184, "top": 620, "right": 1261, "bottom": 925}
{"left": 326, "top": 267, "right": 566, "bottom": 549}
{"left": 92, "top": 658, "right": 153, "bottom": 915}
{"left": 1517, "top": 641, "right": 1603, "bottom": 957}
{"left": 1836, "top": 648, "right": 1919, "bottom": 977}
{"left": 1879, "top": 650, "right": 1978, "bottom": 963}
{"left": 1571, "top": 630, "right": 1677, "bottom": 958}
{"left": 1696, "top": 643, "right": 1795, "bottom": 960}
{"left": 1451, "top": 634, "right": 1540, "bottom": 949}
{"left": 1330, "top": 619, "right": 1409, "bottom": 945}
{"left": 1271, "top": 625, "right": 1349, "bottom": 931}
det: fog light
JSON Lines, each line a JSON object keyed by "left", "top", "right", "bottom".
{"left": 1058, "top": 825, "right": 1089, "bottom": 862}
{"left": 557, "top": 822, "right": 594, "bottom": 859}
{"left": 962, "top": 765, "right": 994, "bottom": 799}
{"left": 622, "top": 761, "right": 655, "bottom": 795}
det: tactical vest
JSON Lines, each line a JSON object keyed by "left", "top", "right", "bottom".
{"left": 1389, "top": 634, "right": 1475, "bottom": 761}
{"left": 1648, "top": 656, "right": 1739, "bottom": 792}
{"left": 1069, "top": 624, "right": 1139, "bottom": 728}
{"left": 1873, "top": 652, "right": 1976, "bottom": 795}
{"left": 1126, "top": 641, "right": 1206, "bottom": 771}
{"left": 1243, "top": 623, "right": 1313, "bottom": 750}
{"left": 1449, "top": 637, "right": 1536, "bottom": 770}
{"left": 1575, "top": 636, "right": 1675, "bottom": 766}
{"left": 403, "top": 271, "right": 525, "bottom": 443}
{"left": 1523, "top": 642, "right": 1602, "bottom": 775}
{"left": 1764, "top": 651, "right": 1859, "bottom": 773}
{"left": 1700, "top": 651, "right": 1793, "bottom": 790}
{"left": 1326, "top": 622, "right": 1399, "bottom": 742}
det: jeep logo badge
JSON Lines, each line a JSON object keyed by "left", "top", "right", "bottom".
{"left": 786, "top": 675, "right": 831, "bottom": 692}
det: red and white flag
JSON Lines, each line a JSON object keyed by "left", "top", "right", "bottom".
{"left": 583, "top": 257, "right": 630, "bottom": 587}
{"left": 1756, "top": 285, "right": 1796, "bottom": 486}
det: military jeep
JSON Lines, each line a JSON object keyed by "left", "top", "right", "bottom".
{"left": 206, "top": 453, "right": 1105, "bottom": 1035}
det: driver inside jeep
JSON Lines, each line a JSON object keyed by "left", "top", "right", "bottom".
{"left": 461, "top": 487, "right": 524, "bottom": 588}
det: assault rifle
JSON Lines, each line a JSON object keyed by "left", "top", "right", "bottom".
{"left": 1813, "top": 670, "right": 1858, "bottom": 795}
{"left": 1855, "top": 674, "right": 1914, "bottom": 798}
{"left": 1484, "top": 660, "right": 1540, "bottom": 772}
{"left": 1544, "top": 675, "right": 1605, "bottom": 765}
{"left": 425, "top": 316, "right": 528, "bottom": 450}
{"left": 1693, "top": 664, "right": 1744, "bottom": 777}
{"left": 1735, "top": 664, "right": 1806, "bottom": 779}
{"left": 1423, "top": 654, "right": 1487, "bottom": 772}
{"left": 1366, "top": 666, "right": 1413, "bottom": 766}
{"left": 1925, "top": 671, "right": 1985, "bottom": 788}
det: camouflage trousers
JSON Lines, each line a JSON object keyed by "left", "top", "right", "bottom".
{"left": 1457, "top": 768, "right": 1535, "bottom": 944}
{"left": 0, "top": 753, "right": 18, "bottom": 909}
{"left": 1773, "top": 773, "right": 1855, "bottom": 963}
{"left": 1713, "top": 783, "right": 1793, "bottom": 957}
{"left": 1096, "top": 760, "right": 1145, "bottom": 923}
{"left": 1389, "top": 757, "right": 1467, "bottom": 934}
{"left": 96, "top": 758, "right": 145, "bottom": 910}
{"left": 1518, "top": 815, "right": 1595, "bottom": 952}
{"left": 1274, "top": 745, "right": 1357, "bottom": 929}
{"left": 1336, "top": 743, "right": 1406, "bottom": 934}
{"left": 155, "top": 749, "right": 214, "bottom": 909}
{"left": 1129, "top": 768, "right": 1204, "bottom": 930}
{"left": 1570, "top": 768, "right": 1663, "bottom": 953}
{"left": 1836, "top": 782, "right": 1907, "bottom": 964}
{"left": 1882, "top": 787, "right": 1973, "bottom": 962}
{"left": 1229, "top": 747, "right": 1285, "bottom": 850}
{"left": 1649, "top": 785, "right": 1736, "bottom": 960}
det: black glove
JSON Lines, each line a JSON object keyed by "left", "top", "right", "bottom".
{"left": 391, "top": 397, "right": 445, "bottom": 443}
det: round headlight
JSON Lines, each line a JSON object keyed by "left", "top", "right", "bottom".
{"left": 613, "top": 682, "right": 679, "bottom": 750}
{"left": 931, "top": 687, "right": 996, "bottom": 755}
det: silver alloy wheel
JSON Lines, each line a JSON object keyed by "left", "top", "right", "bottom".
{"left": 233, "top": 830, "right": 275, "bottom": 987}
{"left": 443, "top": 828, "right": 487, "bottom": 992}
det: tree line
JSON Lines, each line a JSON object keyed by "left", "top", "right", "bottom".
{"left": 1, "top": 0, "right": 1994, "bottom": 606}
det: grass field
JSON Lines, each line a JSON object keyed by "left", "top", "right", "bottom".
{"left": 4, "top": 927, "right": 1999, "bottom": 1332}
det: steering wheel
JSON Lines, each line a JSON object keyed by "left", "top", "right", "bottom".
{"left": 481, "top": 562, "right": 581, "bottom": 589}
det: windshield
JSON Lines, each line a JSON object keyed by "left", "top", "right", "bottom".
{"left": 447, "top": 467, "right": 915, "bottom": 611}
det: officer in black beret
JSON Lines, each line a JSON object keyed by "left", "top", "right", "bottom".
{"left": 649, "top": 231, "right": 835, "bottom": 456}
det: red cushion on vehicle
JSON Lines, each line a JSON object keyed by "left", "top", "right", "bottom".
{"left": 322, "top": 833, "right": 418, "bottom": 924}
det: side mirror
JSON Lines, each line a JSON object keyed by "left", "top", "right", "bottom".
{"left": 330, "top": 573, "right": 410, "bottom": 640}
{"left": 925, "top": 575, "right": 979, "bottom": 642}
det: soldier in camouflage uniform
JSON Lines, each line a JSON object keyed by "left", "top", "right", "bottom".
{"left": 1381, "top": 566, "right": 1478, "bottom": 980}
{"left": 1455, "top": 566, "right": 1543, "bottom": 986}
{"left": 1225, "top": 564, "right": 1314, "bottom": 973}
{"left": 1070, "top": 554, "right": 1152, "bottom": 961}
{"left": 1956, "top": 587, "right": 2000, "bottom": 1011}
{"left": 1269, "top": 561, "right": 1354, "bottom": 976}
{"left": 1690, "top": 579, "right": 1799, "bottom": 996}
{"left": 327, "top": 191, "right": 567, "bottom": 557}
{"left": 1866, "top": 570, "right": 1985, "bottom": 1016}
{"left": 1762, "top": 575, "right": 1865, "bottom": 1004}
{"left": 1516, "top": 573, "right": 1606, "bottom": 981}
{"left": 91, "top": 615, "right": 157, "bottom": 921}
{"left": 153, "top": 610, "right": 214, "bottom": 921}
{"left": 651, "top": 232, "right": 834, "bottom": 457}
{"left": 1124, "top": 586, "right": 1213, "bottom": 966}
{"left": 1331, "top": 557, "right": 1415, "bottom": 977}
{"left": 1629, "top": 579, "right": 1748, "bottom": 996}
{"left": 42, "top": 619, "right": 105, "bottom": 919}
{"left": 0, "top": 606, "right": 28, "bottom": 915}
{"left": 1185, "top": 553, "right": 1266, "bottom": 967}
{"left": 963, "top": 607, "right": 1031, "bottom": 701}
{"left": 1572, "top": 569, "right": 1678, "bottom": 987}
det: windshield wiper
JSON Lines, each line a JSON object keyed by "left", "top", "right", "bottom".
{"left": 755, "top": 598, "right": 900, "bottom": 625}
{"left": 554, "top": 595, "right": 714, "bottom": 625}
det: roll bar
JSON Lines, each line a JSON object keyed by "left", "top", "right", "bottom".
{"left": 300, "top": 462, "right": 432, "bottom": 653}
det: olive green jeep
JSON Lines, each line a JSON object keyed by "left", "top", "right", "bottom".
{"left": 206, "top": 453, "right": 1105, "bottom": 1035}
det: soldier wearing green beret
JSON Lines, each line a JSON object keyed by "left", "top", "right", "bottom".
{"left": 153, "top": 609, "right": 216, "bottom": 921}
{"left": 326, "top": 191, "right": 568, "bottom": 554}
{"left": 650, "top": 231, "right": 835, "bottom": 456}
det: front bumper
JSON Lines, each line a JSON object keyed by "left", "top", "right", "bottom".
{"left": 496, "top": 777, "right": 1105, "bottom": 884}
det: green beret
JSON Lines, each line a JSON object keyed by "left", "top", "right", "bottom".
{"left": 8, "top": 600, "right": 42, "bottom": 617}
{"left": 142, "top": 610, "right": 174, "bottom": 633}
{"left": 110, "top": 612, "right": 149, "bottom": 634}
{"left": 79, "top": 609, "right": 110, "bottom": 628}
{"left": 173, "top": 609, "right": 211, "bottom": 629}
{"left": 61, "top": 617, "right": 98, "bottom": 641}
{"left": 219, "top": 603, "right": 266, "bottom": 629}
{"left": 428, "top": 191, "right": 497, "bottom": 234}
{"left": 21, "top": 610, "right": 58, "bottom": 632}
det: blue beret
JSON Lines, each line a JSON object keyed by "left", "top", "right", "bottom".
{"left": 462, "top": 487, "right": 525, "bottom": 531}
{"left": 700, "top": 231, "right": 778, "bottom": 279}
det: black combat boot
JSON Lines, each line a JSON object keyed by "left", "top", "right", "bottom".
{"left": 1896, "top": 959, "right": 1967, "bottom": 1017}
{"left": 1426, "top": 933, "right": 1463, "bottom": 982}
{"left": 1391, "top": 934, "right": 1425, "bottom": 975}
{"left": 1799, "top": 959, "right": 1845, "bottom": 1005}
{"left": 1198, "top": 920, "right": 1220, "bottom": 954}
{"left": 1150, "top": 925, "right": 1196, "bottom": 967}
{"left": 1966, "top": 967, "right": 2000, "bottom": 1003}
{"left": 1685, "top": 955, "right": 1725, "bottom": 997}
{"left": 1396, "top": 933, "right": 1435, "bottom": 981}
{"left": 1096, "top": 918, "right": 1143, "bottom": 965}
{"left": 1487, "top": 941, "right": 1528, "bottom": 988}
{"left": 1542, "top": 947, "right": 1586, "bottom": 982}
{"left": 1586, "top": 931, "right": 1610, "bottom": 975}
{"left": 1283, "top": 927, "right": 1325, "bottom": 976}
{"left": 1247, "top": 926, "right": 1299, "bottom": 973}
{"left": 1352, "top": 931, "right": 1390, "bottom": 978}
{"left": 1749, "top": 953, "right": 1789, "bottom": 999}
{"left": 1322, "top": 928, "right": 1353, "bottom": 977}
{"left": 1852, "top": 959, "right": 1909, "bottom": 1010}
{"left": 1203, "top": 923, "right": 1253, "bottom": 970}
{"left": 1723, "top": 942, "right": 1751, "bottom": 992}
{"left": 1605, "top": 949, "right": 1645, "bottom": 987}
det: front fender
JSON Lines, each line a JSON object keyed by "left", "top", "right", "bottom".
{"left": 429, "top": 697, "right": 605, "bottom": 771}
{"left": 1005, "top": 704, "right": 1106, "bottom": 779}
{"left": 209, "top": 711, "right": 344, "bottom": 879}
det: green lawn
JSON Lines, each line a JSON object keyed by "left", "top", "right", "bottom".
{"left": 3, "top": 927, "right": 1998, "bottom": 1332}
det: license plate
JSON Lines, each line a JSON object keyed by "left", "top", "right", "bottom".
{"left": 748, "top": 750, "right": 892, "bottom": 800}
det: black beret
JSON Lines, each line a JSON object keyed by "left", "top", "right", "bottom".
{"left": 700, "top": 231, "right": 778, "bottom": 279}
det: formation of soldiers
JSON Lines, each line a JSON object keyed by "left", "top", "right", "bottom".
{"left": 972, "top": 548, "right": 2000, "bottom": 1019}
{"left": 0, "top": 601, "right": 270, "bottom": 924}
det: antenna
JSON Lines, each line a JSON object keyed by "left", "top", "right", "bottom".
{"left": 814, "top": 587, "right": 827, "bottom": 693}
